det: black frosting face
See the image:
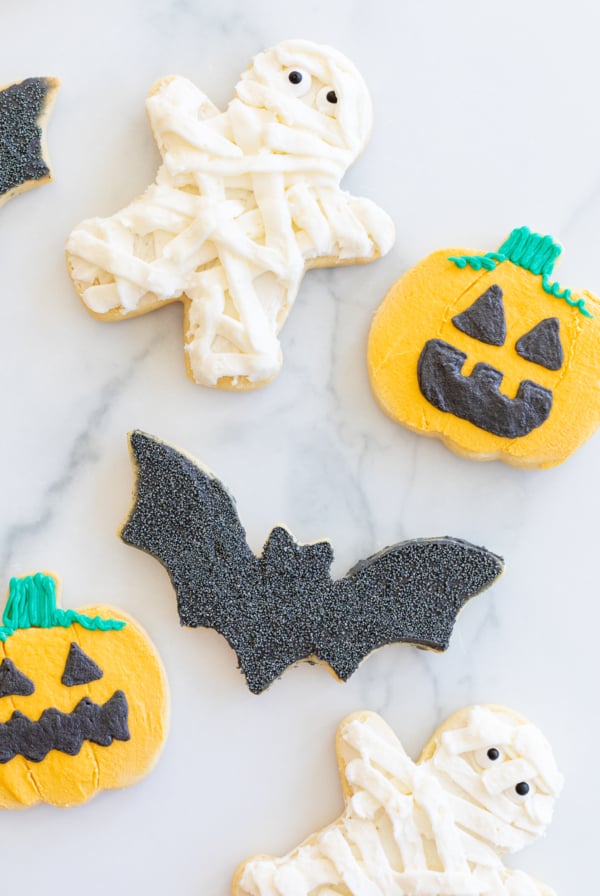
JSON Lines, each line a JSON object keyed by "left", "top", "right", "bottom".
{"left": 417, "top": 285, "right": 562, "bottom": 438}
{"left": 418, "top": 339, "right": 553, "bottom": 438}
{"left": 0, "top": 691, "right": 130, "bottom": 763}
{"left": 121, "top": 432, "right": 505, "bottom": 694}
{"left": 0, "top": 645, "right": 126, "bottom": 762}
{"left": 0, "top": 78, "right": 54, "bottom": 198}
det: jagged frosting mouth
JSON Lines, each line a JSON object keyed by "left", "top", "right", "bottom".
{"left": 417, "top": 339, "right": 553, "bottom": 438}
{"left": 0, "top": 690, "right": 130, "bottom": 763}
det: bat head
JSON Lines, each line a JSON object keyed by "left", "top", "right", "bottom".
{"left": 234, "top": 40, "right": 373, "bottom": 165}
{"left": 425, "top": 705, "right": 562, "bottom": 853}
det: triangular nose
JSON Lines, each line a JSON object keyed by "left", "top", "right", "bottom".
{"left": 452, "top": 285, "right": 507, "bottom": 346}
{"left": 0, "top": 658, "right": 35, "bottom": 698}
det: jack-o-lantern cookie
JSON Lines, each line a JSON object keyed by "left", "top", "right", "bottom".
{"left": 66, "top": 40, "right": 395, "bottom": 390}
{"left": 368, "top": 226, "right": 600, "bottom": 468}
{"left": 234, "top": 706, "right": 563, "bottom": 896}
{"left": 0, "top": 572, "right": 169, "bottom": 808}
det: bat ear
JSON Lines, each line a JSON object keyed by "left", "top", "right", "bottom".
{"left": 335, "top": 712, "right": 409, "bottom": 800}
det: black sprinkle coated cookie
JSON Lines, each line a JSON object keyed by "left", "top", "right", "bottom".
{"left": 121, "top": 432, "right": 505, "bottom": 693}
{"left": 0, "top": 77, "right": 60, "bottom": 207}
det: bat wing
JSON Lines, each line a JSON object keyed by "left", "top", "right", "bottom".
{"left": 121, "top": 431, "right": 260, "bottom": 629}
{"left": 318, "top": 537, "right": 504, "bottom": 681}
{"left": 122, "top": 432, "right": 329, "bottom": 694}
{"left": 0, "top": 77, "right": 59, "bottom": 207}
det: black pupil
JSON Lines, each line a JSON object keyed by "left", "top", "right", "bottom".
{"left": 288, "top": 71, "right": 302, "bottom": 84}
{"left": 487, "top": 747, "right": 500, "bottom": 761}
{"left": 515, "top": 781, "right": 530, "bottom": 796}
{"left": 327, "top": 90, "right": 338, "bottom": 104}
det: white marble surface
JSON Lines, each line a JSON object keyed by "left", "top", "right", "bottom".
{"left": 0, "top": 0, "right": 598, "bottom": 891}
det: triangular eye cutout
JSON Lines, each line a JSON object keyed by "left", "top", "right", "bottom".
{"left": 452, "top": 285, "right": 507, "bottom": 346}
{"left": 62, "top": 643, "right": 103, "bottom": 687}
{"left": 0, "top": 658, "right": 35, "bottom": 697}
{"left": 516, "top": 317, "right": 564, "bottom": 371}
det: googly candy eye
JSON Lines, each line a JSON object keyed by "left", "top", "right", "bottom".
{"left": 511, "top": 780, "right": 534, "bottom": 801}
{"left": 284, "top": 69, "right": 312, "bottom": 97}
{"left": 316, "top": 86, "right": 339, "bottom": 115}
{"left": 475, "top": 746, "right": 505, "bottom": 768}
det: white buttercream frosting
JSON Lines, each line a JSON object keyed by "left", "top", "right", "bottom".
{"left": 237, "top": 707, "right": 562, "bottom": 896}
{"left": 66, "top": 40, "right": 395, "bottom": 385}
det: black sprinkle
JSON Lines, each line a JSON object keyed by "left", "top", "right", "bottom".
{"left": 121, "top": 432, "right": 505, "bottom": 694}
{"left": 326, "top": 90, "right": 338, "bottom": 104}
{"left": 0, "top": 78, "right": 53, "bottom": 197}
{"left": 515, "top": 781, "right": 530, "bottom": 796}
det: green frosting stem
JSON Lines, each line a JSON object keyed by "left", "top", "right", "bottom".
{"left": 0, "top": 573, "right": 126, "bottom": 641}
{"left": 448, "top": 226, "right": 593, "bottom": 318}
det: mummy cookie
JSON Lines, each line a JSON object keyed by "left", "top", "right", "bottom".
{"left": 0, "top": 572, "right": 169, "bottom": 808}
{"left": 66, "top": 40, "right": 395, "bottom": 390}
{"left": 121, "top": 431, "right": 504, "bottom": 693}
{"left": 368, "top": 226, "right": 600, "bottom": 468}
{"left": 0, "top": 77, "right": 59, "bottom": 208}
{"left": 235, "top": 706, "right": 563, "bottom": 896}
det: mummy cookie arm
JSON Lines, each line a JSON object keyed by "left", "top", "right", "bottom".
{"left": 500, "top": 869, "right": 555, "bottom": 895}
{"left": 146, "top": 76, "right": 238, "bottom": 163}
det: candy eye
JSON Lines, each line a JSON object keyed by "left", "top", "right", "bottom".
{"left": 508, "top": 780, "right": 535, "bottom": 803}
{"left": 475, "top": 746, "right": 505, "bottom": 768}
{"left": 316, "top": 86, "right": 339, "bottom": 115}
{"left": 284, "top": 69, "right": 312, "bottom": 97}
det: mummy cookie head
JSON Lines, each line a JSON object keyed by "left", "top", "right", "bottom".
{"left": 368, "top": 226, "right": 600, "bottom": 468}
{"left": 66, "top": 41, "right": 394, "bottom": 390}
{"left": 0, "top": 572, "right": 169, "bottom": 808}
{"left": 235, "top": 706, "right": 562, "bottom": 896}
{"left": 235, "top": 40, "right": 373, "bottom": 164}
{"left": 422, "top": 705, "right": 562, "bottom": 849}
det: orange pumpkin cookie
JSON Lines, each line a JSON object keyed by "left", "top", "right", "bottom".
{"left": 368, "top": 226, "right": 600, "bottom": 468}
{"left": 0, "top": 572, "right": 169, "bottom": 808}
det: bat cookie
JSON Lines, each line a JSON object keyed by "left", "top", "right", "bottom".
{"left": 121, "top": 431, "right": 504, "bottom": 694}
{"left": 0, "top": 77, "right": 60, "bottom": 208}
{"left": 235, "top": 706, "right": 563, "bottom": 896}
{"left": 368, "top": 226, "right": 600, "bottom": 468}
{"left": 66, "top": 40, "right": 395, "bottom": 390}
{"left": 0, "top": 572, "right": 169, "bottom": 808}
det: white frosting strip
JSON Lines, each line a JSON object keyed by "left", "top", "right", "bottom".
{"left": 236, "top": 708, "right": 561, "bottom": 896}
{"left": 66, "top": 40, "right": 395, "bottom": 385}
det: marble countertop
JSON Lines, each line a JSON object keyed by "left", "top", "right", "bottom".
{"left": 1, "top": 0, "right": 598, "bottom": 891}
